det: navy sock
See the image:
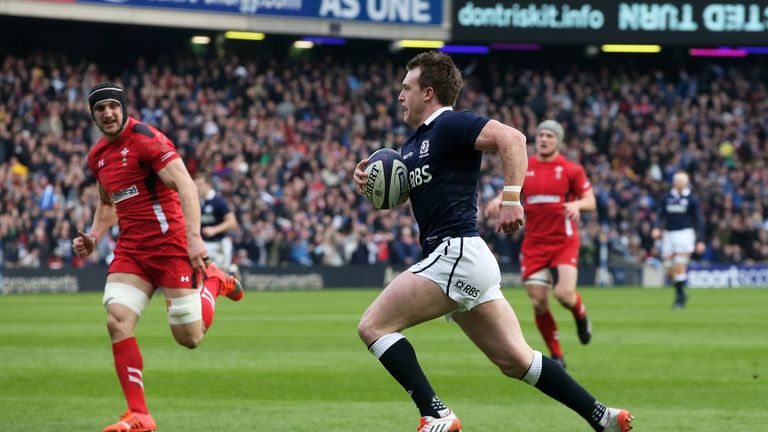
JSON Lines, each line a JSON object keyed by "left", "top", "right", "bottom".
{"left": 374, "top": 337, "right": 445, "bottom": 417}
{"left": 525, "top": 353, "right": 607, "bottom": 431}
{"left": 674, "top": 280, "right": 686, "bottom": 297}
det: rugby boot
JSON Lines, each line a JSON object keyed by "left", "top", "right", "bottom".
{"left": 205, "top": 262, "right": 244, "bottom": 301}
{"left": 603, "top": 408, "right": 634, "bottom": 432}
{"left": 418, "top": 410, "right": 462, "bottom": 432}
{"left": 576, "top": 315, "right": 592, "bottom": 345}
{"left": 103, "top": 410, "right": 156, "bottom": 432}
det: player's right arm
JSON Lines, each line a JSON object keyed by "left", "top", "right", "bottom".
{"left": 72, "top": 183, "right": 116, "bottom": 258}
{"left": 651, "top": 194, "right": 667, "bottom": 240}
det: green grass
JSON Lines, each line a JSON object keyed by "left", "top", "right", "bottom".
{"left": 1, "top": 287, "right": 766, "bottom": 431}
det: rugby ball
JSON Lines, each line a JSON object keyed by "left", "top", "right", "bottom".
{"left": 364, "top": 148, "right": 410, "bottom": 210}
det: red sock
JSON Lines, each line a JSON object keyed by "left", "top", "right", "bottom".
{"left": 570, "top": 293, "right": 587, "bottom": 321}
{"left": 112, "top": 337, "right": 148, "bottom": 414}
{"left": 535, "top": 310, "right": 563, "bottom": 358}
{"left": 200, "top": 278, "right": 220, "bottom": 330}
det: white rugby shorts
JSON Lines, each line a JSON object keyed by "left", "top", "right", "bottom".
{"left": 408, "top": 236, "right": 503, "bottom": 313}
{"left": 204, "top": 238, "right": 233, "bottom": 270}
{"left": 661, "top": 228, "right": 695, "bottom": 257}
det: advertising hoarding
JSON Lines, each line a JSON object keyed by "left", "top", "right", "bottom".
{"left": 453, "top": 1, "right": 768, "bottom": 44}
{"left": 75, "top": 0, "right": 444, "bottom": 25}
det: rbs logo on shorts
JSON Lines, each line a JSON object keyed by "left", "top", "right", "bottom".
{"left": 409, "top": 164, "right": 432, "bottom": 189}
{"left": 454, "top": 278, "right": 479, "bottom": 298}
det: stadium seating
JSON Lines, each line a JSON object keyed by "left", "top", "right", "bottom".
{"left": 1, "top": 53, "right": 767, "bottom": 269}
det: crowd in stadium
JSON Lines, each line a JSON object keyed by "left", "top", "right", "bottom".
{"left": 1, "top": 52, "right": 767, "bottom": 270}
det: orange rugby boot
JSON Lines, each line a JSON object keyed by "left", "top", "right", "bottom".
{"left": 205, "top": 262, "right": 245, "bottom": 301}
{"left": 603, "top": 408, "right": 634, "bottom": 432}
{"left": 418, "top": 410, "right": 462, "bottom": 432}
{"left": 103, "top": 410, "right": 157, "bottom": 432}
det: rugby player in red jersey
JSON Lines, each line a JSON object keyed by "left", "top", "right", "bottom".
{"left": 72, "top": 82, "right": 244, "bottom": 432}
{"left": 488, "top": 120, "right": 595, "bottom": 369}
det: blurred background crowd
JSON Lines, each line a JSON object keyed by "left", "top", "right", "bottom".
{"left": 1, "top": 50, "right": 767, "bottom": 270}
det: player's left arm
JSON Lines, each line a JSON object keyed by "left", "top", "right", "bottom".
{"left": 691, "top": 195, "right": 706, "bottom": 254}
{"left": 157, "top": 159, "right": 207, "bottom": 273}
{"left": 564, "top": 165, "right": 596, "bottom": 222}
{"left": 475, "top": 119, "right": 527, "bottom": 234}
{"left": 203, "top": 210, "right": 238, "bottom": 238}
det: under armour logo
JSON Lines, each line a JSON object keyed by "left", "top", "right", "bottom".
{"left": 180, "top": 276, "right": 190, "bottom": 282}
{"left": 98, "top": 159, "right": 105, "bottom": 168}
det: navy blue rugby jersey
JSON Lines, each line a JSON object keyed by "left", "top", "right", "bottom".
{"left": 201, "top": 191, "right": 231, "bottom": 242}
{"left": 399, "top": 108, "right": 490, "bottom": 257}
{"left": 656, "top": 188, "right": 704, "bottom": 239}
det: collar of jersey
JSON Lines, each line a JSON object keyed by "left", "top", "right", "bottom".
{"left": 671, "top": 187, "right": 691, "bottom": 198}
{"left": 422, "top": 106, "right": 453, "bottom": 126}
{"left": 107, "top": 117, "right": 133, "bottom": 145}
{"left": 205, "top": 189, "right": 216, "bottom": 200}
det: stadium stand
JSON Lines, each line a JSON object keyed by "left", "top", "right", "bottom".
{"left": 1, "top": 41, "right": 767, "bottom": 271}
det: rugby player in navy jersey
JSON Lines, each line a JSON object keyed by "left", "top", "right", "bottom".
{"left": 353, "top": 52, "right": 633, "bottom": 432}
{"left": 195, "top": 174, "right": 238, "bottom": 274}
{"left": 652, "top": 171, "right": 705, "bottom": 309}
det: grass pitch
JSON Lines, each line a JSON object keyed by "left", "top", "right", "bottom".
{"left": 1, "top": 287, "right": 766, "bottom": 431}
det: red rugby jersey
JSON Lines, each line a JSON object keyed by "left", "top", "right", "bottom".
{"left": 87, "top": 117, "right": 187, "bottom": 255}
{"left": 523, "top": 154, "right": 592, "bottom": 241}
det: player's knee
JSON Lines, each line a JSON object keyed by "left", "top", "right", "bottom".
{"left": 673, "top": 254, "right": 690, "bottom": 266}
{"left": 530, "top": 299, "right": 548, "bottom": 315}
{"left": 175, "top": 333, "right": 203, "bottom": 349}
{"left": 105, "top": 313, "right": 132, "bottom": 340}
{"left": 103, "top": 282, "right": 149, "bottom": 340}
{"left": 166, "top": 293, "right": 202, "bottom": 326}
{"left": 491, "top": 355, "right": 528, "bottom": 379}
{"left": 553, "top": 286, "right": 575, "bottom": 307}
{"left": 358, "top": 312, "right": 392, "bottom": 346}
{"left": 527, "top": 289, "right": 549, "bottom": 313}
{"left": 357, "top": 317, "right": 377, "bottom": 345}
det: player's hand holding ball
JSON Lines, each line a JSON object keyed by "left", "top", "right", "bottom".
{"left": 355, "top": 148, "right": 410, "bottom": 210}
{"left": 353, "top": 158, "right": 370, "bottom": 196}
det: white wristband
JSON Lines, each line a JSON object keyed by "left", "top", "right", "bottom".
{"left": 501, "top": 200, "right": 522, "bottom": 207}
{"left": 503, "top": 185, "right": 522, "bottom": 193}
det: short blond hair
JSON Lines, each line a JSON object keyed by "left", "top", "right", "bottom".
{"left": 673, "top": 172, "right": 689, "bottom": 184}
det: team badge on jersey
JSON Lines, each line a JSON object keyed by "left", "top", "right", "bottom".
{"left": 121, "top": 147, "right": 130, "bottom": 166}
{"left": 419, "top": 140, "right": 430, "bottom": 158}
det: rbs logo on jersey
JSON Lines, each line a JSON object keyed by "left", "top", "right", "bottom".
{"left": 409, "top": 164, "right": 432, "bottom": 189}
